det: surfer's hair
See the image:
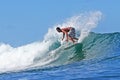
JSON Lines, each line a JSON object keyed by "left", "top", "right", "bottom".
{"left": 56, "top": 27, "right": 62, "bottom": 32}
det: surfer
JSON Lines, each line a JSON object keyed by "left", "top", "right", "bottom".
{"left": 56, "top": 27, "right": 78, "bottom": 43}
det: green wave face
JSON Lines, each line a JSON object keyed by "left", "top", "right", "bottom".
{"left": 82, "top": 32, "right": 120, "bottom": 61}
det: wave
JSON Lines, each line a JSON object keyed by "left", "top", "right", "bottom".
{"left": 82, "top": 32, "right": 120, "bottom": 61}
{"left": 0, "top": 11, "right": 104, "bottom": 73}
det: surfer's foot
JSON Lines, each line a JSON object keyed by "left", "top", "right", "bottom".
{"left": 73, "top": 41, "right": 77, "bottom": 44}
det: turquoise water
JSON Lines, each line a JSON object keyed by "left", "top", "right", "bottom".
{"left": 0, "top": 32, "right": 120, "bottom": 80}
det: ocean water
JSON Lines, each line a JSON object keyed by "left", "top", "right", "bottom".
{"left": 0, "top": 32, "right": 120, "bottom": 80}
{"left": 0, "top": 11, "right": 120, "bottom": 80}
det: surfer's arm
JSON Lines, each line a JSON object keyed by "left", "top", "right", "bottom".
{"left": 62, "top": 33, "right": 65, "bottom": 40}
{"left": 61, "top": 29, "right": 68, "bottom": 41}
{"left": 66, "top": 32, "right": 69, "bottom": 42}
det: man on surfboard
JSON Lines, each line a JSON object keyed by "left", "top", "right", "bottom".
{"left": 56, "top": 27, "right": 78, "bottom": 43}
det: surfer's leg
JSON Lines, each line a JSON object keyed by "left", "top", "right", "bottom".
{"left": 68, "top": 28, "right": 78, "bottom": 43}
{"left": 74, "top": 37, "right": 78, "bottom": 40}
{"left": 68, "top": 37, "right": 75, "bottom": 43}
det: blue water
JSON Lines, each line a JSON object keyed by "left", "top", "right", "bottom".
{"left": 0, "top": 32, "right": 120, "bottom": 80}
{"left": 1, "top": 57, "right": 120, "bottom": 80}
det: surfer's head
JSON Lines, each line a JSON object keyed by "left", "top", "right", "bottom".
{"left": 56, "top": 27, "right": 62, "bottom": 32}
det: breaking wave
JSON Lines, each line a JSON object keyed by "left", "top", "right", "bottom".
{"left": 0, "top": 11, "right": 105, "bottom": 73}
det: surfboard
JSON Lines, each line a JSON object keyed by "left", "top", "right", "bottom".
{"left": 64, "top": 43, "right": 81, "bottom": 50}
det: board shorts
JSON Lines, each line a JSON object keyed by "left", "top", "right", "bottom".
{"left": 68, "top": 28, "right": 75, "bottom": 38}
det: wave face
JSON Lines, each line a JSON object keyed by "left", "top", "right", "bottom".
{"left": 82, "top": 32, "right": 120, "bottom": 61}
{"left": 0, "top": 11, "right": 104, "bottom": 73}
